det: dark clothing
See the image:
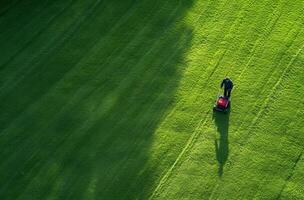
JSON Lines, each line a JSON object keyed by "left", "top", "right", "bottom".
{"left": 221, "top": 78, "right": 233, "bottom": 97}
{"left": 224, "top": 88, "right": 232, "bottom": 97}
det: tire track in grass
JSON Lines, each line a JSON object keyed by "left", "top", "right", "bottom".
{"left": 237, "top": 2, "right": 282, "bottom": 80}
{"left": 149, "top": 111, "right": 210, "bottom": 199}
{"left": 225, "top": 1, "right": 300, "bottom": 132}
{"left": 274, "top": 102, "right": 304, "bottom": 199}
{"left": 240, "top": 42, "right": 304, "bottom": 137}
{"left": 243, "top": 43, "right": 304, "bottom": 138}
{"left": 275, "top": 152, "right": 303, "bottom": 200}
{"left": 150, "top": 47, "right": 243, "bottom": 199}
{"left": 232, "top": 27, "right": 303, "bottom": 135}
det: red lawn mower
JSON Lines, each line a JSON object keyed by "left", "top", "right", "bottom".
{"left": 213, "top": 95, "right": 230, "bottom": 113}
{"left": 214, "top": 78, "right": 233, "bottom": 113}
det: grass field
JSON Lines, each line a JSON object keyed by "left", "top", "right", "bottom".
{"left": 0, "top": 0, "right": 304, "bottom": 199}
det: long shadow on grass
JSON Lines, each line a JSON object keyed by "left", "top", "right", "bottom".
{"left": 0, "top": 0, "right": 194, "bottom": 199}
{"left": 213, "top": 110, "right": 230, "bottom": 177}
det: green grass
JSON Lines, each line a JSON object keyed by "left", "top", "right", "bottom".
{"left": 0, "top": 0, "right": 303, "bottom": 199}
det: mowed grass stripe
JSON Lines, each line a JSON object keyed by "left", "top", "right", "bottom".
{"left": 0, "top": 0, "right": 195, "bottom": 199}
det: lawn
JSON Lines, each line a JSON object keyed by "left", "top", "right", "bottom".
{"left": 0, "top": 0, "right": 303, "bottom": 199}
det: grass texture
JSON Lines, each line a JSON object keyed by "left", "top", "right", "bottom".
{"left": 0, "top": 0, "right": 303, "bottom": 199}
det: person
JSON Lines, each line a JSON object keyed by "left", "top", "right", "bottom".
{"left": 221, "top": 77, "right": 233, "bottom": 97}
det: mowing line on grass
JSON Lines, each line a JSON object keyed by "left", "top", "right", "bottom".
{"left": 275, "top": 152, "right": 303, "bottom": 199}
{"left": 232, "top": 28, "right": 303, "bottom": 135}
{"left": 274, "top": 97, "right": 304, "bottom": 199}
{"left": 243, "top": 43, "right": 304, "bottom": 132}
{"left": 237, "top": 5, "right": 283, "bottom": 80}
{"left": 149, "top": 111, "right": 211, "bottom": 199}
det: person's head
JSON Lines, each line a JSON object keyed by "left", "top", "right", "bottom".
{"left": 225, "top": 76, "right": 230, "bottom": 80}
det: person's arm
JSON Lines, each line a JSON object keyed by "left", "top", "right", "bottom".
{"left": 231, "top": 81, "right": 234, "bottom": 89}
{"left": 220, "top": 80, "right": 224, "bottom": 88}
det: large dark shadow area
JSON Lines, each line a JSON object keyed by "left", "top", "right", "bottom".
{"left": 213, "top": 110, "right": 230, "bottom": 177}
{"left": 0, "top": 0, "right": 194, "bottom": 199}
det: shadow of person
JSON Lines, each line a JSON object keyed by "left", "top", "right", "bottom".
{"left": 213, "top": 109, "right": 230, "bottom": 177}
